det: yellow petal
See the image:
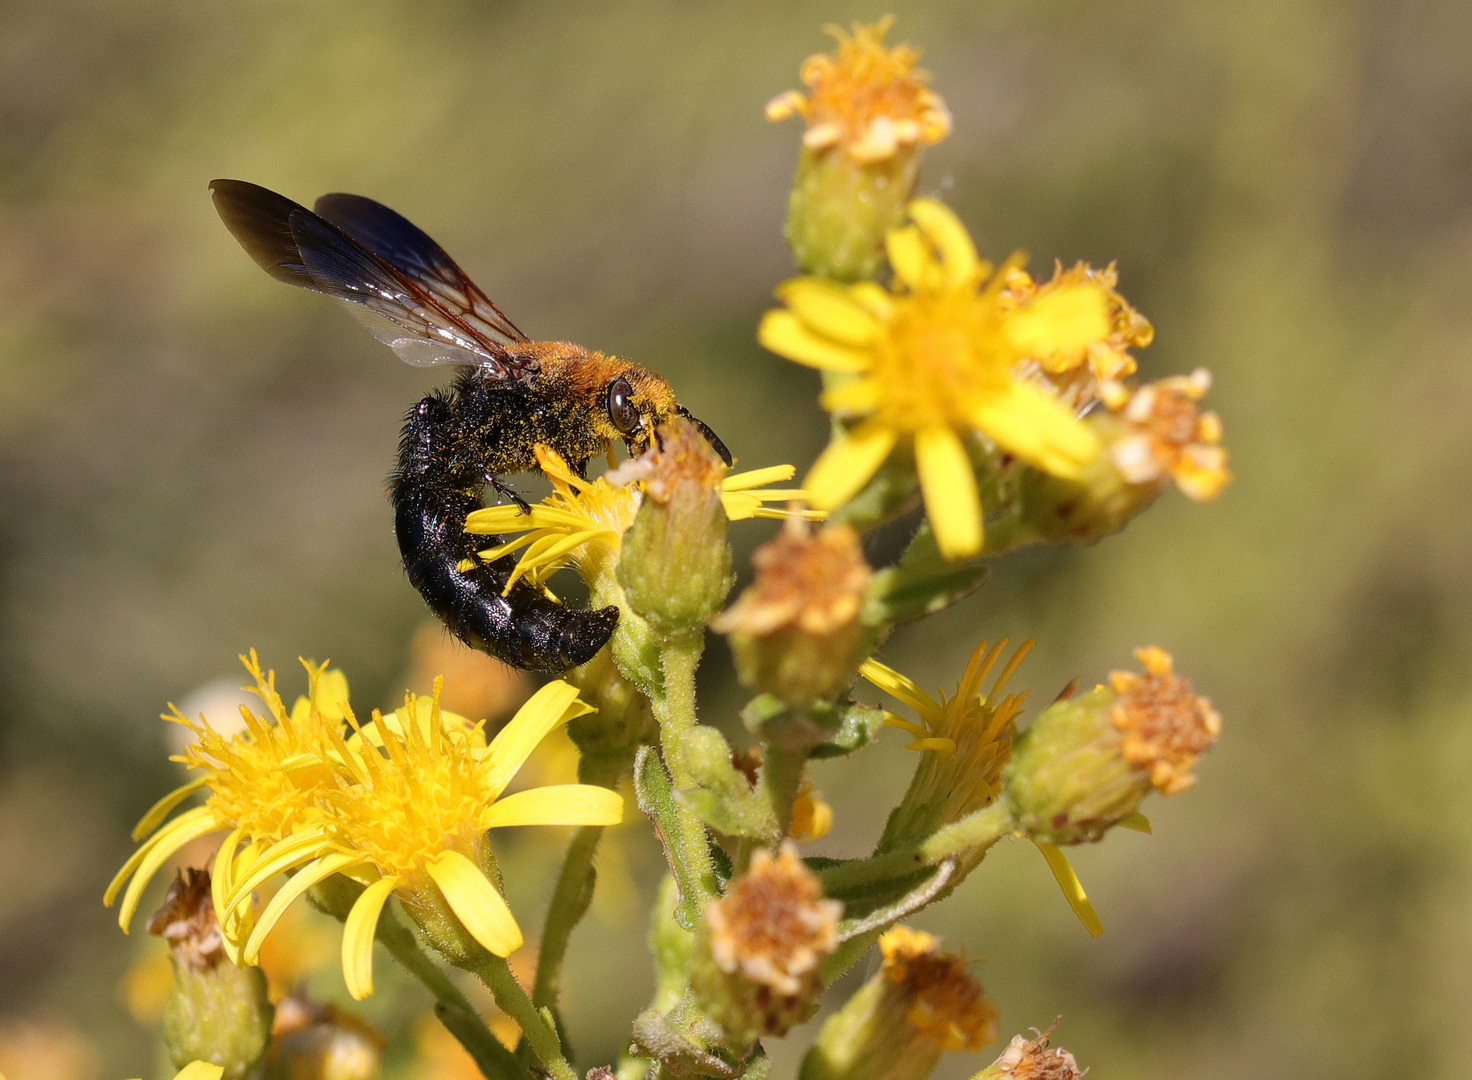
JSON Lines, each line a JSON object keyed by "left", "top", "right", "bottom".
{"left": 803, "top": 421, "right": 897, "bottom": 510}
{"left": 848, "top": 281, "right": 896, "bottom": 321}
{"left": 819, "top": 376, "right": 883, "bottom": 417}
{"left": 885, "top": 224, "right": 932, "bottom": 291}
{"left": 130, "top": 776, "right": 211, "bottom": 842}
{"left": 908, "top": 737, "right": 957, "bottom": 754}
{"left": 109, "top": 806, "right": 220, "bottom": 931}
{"left": 758, "top": 310, "right": 871, "bottom": 373}
{"left": 211, "top": 827, "right": 246, "bottom": 925}
{"left": 722, "top": 464, "right": 795, "bottom": 491}
{"left": 220, "top": 827, "right": 331, "bottom": 921}
{"left": 908, "top": 198, "right": 981, "bottom": 288}
{"left": 880, "top": 712, "right": 929, "bottom": 738}
{"left": 970, "top": 382, "right": 1100, "bottom": 479}
{"left": 244, "top": 852, "right": 364, "bottom": 964}
{"left": 342, "top": 874, "right": 400, "bottom": 1000}
{"left": 425, "top": 850, "right": 523, "bottom": 957}
{"left": 480, "top": 785, "right": 624, "bottom": 830}
{"left": 915, "top": 425, "right": 982, "bottom": 559}
{"left": 1006, "top": 283, "right": 1110, "bottom": 357}
{"left": 1034, "top": 841, "right": 1103, "bottom": 937}
{"left": 776, "top": 278, "right": 882, "bottom": 346}
{"left": 171, "top": 1063, "right": 225, "bottom": 1080}
{"left": 860, "top": 660, "right": 941, "bottom": 718}
{"left": 312, "top": 668, "right": 351, "bottom": 720}
{"left": 482, "top": 681, "right": 590, "bottom": 798}
{"left": 465, "top": 506, "right": 541, "bottom": 534}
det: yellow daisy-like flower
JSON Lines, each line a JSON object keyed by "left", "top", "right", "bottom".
{"left": 760, "top": 198, "right": 1119, "bottom": 559}
{"left": 861, "top": 639, "right": 1031, "bottom": 835}
{"left": 221, "top": 679, "right": 621, "bottom": 1000}
{"left": 462, "top": 446, "right": 815, "bottom": 594}
{"left": 105, "top": 653, "right": 348, "bottom": 946}
{"left": 861, "top": 639, "right": 1103, "bottom": 935}
{"left": 766, "top": 17, "right": 951, "bottom": 163}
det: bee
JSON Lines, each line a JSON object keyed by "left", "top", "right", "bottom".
{"left": 210, "top": 179, "right": 730, "bottom": 673}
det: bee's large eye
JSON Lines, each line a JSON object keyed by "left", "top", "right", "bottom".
{"left": 606, "top": 377, "right": 641, "bottom": 436}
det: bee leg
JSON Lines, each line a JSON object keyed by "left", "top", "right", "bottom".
{"left": 487, "top": 474, "right": 532, "bottom": 514}
{"left": 571, "top": 457, "right": 591, "bottom": 481}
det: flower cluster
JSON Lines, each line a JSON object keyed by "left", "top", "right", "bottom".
{"left": 108, "top": 656, "right": 620, "bottom": 999}
{"left": 103, "top": 18, "right": 1225, "bottom": 1080}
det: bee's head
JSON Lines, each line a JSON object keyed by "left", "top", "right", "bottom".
{"left": 604, "top": 369, "right": 732, "bottom": 466}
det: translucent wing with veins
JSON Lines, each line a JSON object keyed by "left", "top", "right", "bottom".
{"left": 210, "top": 179, "right": 528, "bottom": 376}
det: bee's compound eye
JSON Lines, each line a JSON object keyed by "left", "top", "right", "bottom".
{"left": 607, "top": 376, "right": 641, "bottom": 436}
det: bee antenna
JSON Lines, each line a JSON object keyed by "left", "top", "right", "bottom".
{"left": 675, "top": 406, "right": 733, "bottom": 467}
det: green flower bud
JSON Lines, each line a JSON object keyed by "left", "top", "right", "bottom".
{"left": 1003, "top": 647, "right": 1221, "bottom": 845}
{"left": 690, "top": 843, "right": 841, "bottom": 1046}
{"left": 616, "top": 418, "right": 733, "bottom": 635}
{"left": 801, "top": 927, "right": 996, "bottom": 1080}
{"left": 713, "top": 520, "right": 872, "bottom": 705}
{"left": 767, "top": 19, "right": 951, "bottom": 282}
{"left": 148, "top": 870, "right": 272, "bottom": 1080}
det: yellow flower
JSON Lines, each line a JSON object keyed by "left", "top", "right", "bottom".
{"left": 221, "top": 679, "right": 621, "bottom": 1000}
{"left": 462, "top": 446, "right": 815, "bottom": 594}
{"left": 105, "top": 653, "right": 348, "bottom": 945}
{"left": 766, "top": 17, "right": 950, "bottom": 164}
{"left": 760, "top": 198, "right": 1116, "bottom": 559}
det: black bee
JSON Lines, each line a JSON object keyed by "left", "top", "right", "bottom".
{"left": 210, "top": 180, "right": 730, "bottom": 673}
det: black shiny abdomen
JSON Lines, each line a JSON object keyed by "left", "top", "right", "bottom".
{"left": 389, "top": 384, "right": 618, "bottom": 673}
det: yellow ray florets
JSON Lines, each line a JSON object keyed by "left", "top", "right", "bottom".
{"left": 760, "top": 199, "right": 1127, "bottom": 559}
{"left": 462, "top": 446, "right": 816, "bottom": 594}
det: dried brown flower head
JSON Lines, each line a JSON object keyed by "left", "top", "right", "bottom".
{"left": 707, "top": 842, "right": 842, "bottom": 994}
{"left": 878, "top": 927, "right": 998, "bottom": 1052}
{"left": 715, "top": 519, "right": 869, "bottom": 637}
{"left": 147, "top": 868, "right": 225, "bottom": 971}
{"left": 1101, "top": 370, "right": 1230, "bottom": 502}
{"left": 983, "top": 1021, "right": 1087, "bottom": 1080}
{"left": 1109, "top": 646, "right": 1222, "bottom": 795}
{"left": 714, "top": 520, "right": 871, "bottom": 703}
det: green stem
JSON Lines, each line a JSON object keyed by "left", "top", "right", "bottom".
{"left": 375, "top": 905, "right": 529, "bottom": 1080}
{"left": 815, "top": 849, "right": 926, "bottom": 894}
{"left": 534, "top": 751, "right": 630, "bottom": 1022}
{"left": 534, "top": 824, "right": 604, "bottom": 1011}
{"left": 647, "top": 631, "right": 718, "bottom": 907}
{"left": 757, "top": 744, "right": 809, "bottom": 841}
{"left": 654, "top": 632, "right": 703, "bottom": 788}
{"left": 468, "top": 952, "right": 578, "bottom": 1080}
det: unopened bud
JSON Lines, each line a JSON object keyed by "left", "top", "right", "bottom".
{"left": 616, "top": 418, "right": 733, "bottom": 634}
{"left": 801, "top": 927, "right": 997, "bottom": 1080}
{"left": 691, "top": 842, "right": 842, "bottom": 1045}
{"left": 1003, "top": 646, "right": 1221, "bottom": 845}
{"left": 713, "top": 520, "right": 871, "bottom": 704}
{"left": 148, "top": 869, "right": 272, "bottom": 1080}
{"left": 1099, "top": 369, "right": 1230, "bottom": 503}
{"left": 771, "top": 19, "right": 950, "bottom": 281}
{"left": 974, "top": 1021, "right": 1086, "bottom": 1080}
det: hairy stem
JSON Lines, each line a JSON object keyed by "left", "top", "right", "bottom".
{"left": 375, "top": 905, "right": 529, "bottom": 1080}
{"left": 647, "top": 631, "right": 718, "bottom": 908}
{"left": 466, "top": 952, "right": 577, "bottom": 1080}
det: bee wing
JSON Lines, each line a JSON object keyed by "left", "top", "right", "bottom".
{"left": 210, "top": 179, "right": 522, "bottom": 375}
{"left": 314, "top": 192, "right": 529, "bottom": 347}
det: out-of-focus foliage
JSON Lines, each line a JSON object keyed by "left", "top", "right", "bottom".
{"left": 3, "top": 1, "right": 1472, "bottom": 1078}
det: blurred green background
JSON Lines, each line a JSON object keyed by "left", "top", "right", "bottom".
{"left": 3, "top": 0, "right": 1471, "bottom": 1077}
